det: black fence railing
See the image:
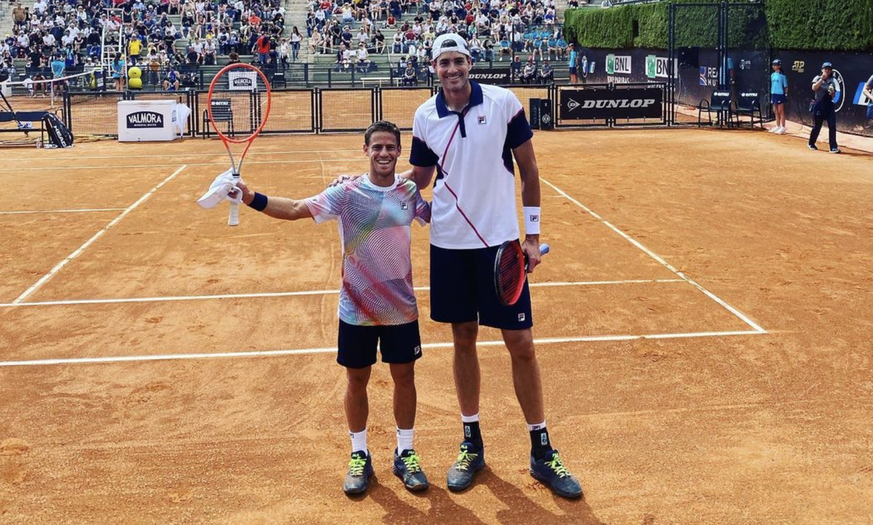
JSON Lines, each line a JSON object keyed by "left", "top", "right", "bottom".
{"left": 60, "top": 82, "right": 671, "bottom": 137}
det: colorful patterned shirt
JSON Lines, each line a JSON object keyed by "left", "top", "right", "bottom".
{"left": 306, "top": 175, "right": 431, "bottom": 326}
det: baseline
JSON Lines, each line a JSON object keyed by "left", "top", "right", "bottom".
{"left": 540, "top": 177, "right": 767, "bottom": 334}
{"left": 10, "top": 165, "right": 188, "bottom": 305}
{"left": 1, "top": 279, "right": 686, "bottom": 308}
{"left": 0, "top": 330, "right": 766, "bottom": 367}
{"left": 2, "top": 159, "right": 366, "bottom": 173}
{"left": 0, "top": 208, "right": 127, "bottom": 215}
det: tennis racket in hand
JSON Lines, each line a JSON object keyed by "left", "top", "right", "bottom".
{"left": 206, "top": 63, "right": 272, "bottom": 226}
{"left": 494, "top": 242, "right": 550, "bottom": 306}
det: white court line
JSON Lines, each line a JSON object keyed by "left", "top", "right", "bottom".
{"left": 0, "top": 208, "right": 127, "bottom": 215}
{"left": 541, "top": 177, "right": 767, "bottom": 334}
{"left": 11, "top": 166, "right": 188, "bottom": 305}
{"left": 0, "top": 148, "right": 363, "bottom": 162}
{"left": 1, "top": 158, "right": 367, "bottom": 173}
{"left": 0, "top": 330, "right": 766, "bottom": 367}
{"left": 0, "top": 279, "right": 684, "bottom": 308}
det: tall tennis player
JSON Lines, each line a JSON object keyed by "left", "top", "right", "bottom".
{"left": 404, "top": 33, "right": 582, "bottom": 499}
{"left": 237, "top": 121, "right": 432, "bottom": 496}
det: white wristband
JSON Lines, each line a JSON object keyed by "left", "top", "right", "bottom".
{"left": 523, "top": 206, "right": 541, "bottom": 235}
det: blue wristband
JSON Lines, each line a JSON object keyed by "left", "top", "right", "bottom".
{"left": 248, "top": 192, "right": 268, "bottom": 211}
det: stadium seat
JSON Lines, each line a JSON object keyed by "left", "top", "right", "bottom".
{"left": 733, "top": 93, "right": 763, "bottom": 129}
{"left": 698, "top": 90, "right": 733, "bottom": 128}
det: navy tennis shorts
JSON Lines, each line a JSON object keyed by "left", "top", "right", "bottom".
{"left": 771, "top": 94, "right": 786, "bottom": 105}
{"left": 430, "top": 244, "right": 533, "bottom": 330}
{"left": 337, "top": 319, "right": 422, "bottom": 369}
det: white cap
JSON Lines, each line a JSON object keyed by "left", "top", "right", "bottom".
{"left": 431, "top": 33, "right": 471, "bottom": 60}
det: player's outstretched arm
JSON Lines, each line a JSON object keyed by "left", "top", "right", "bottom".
{"left": 238, "top": 181, "right": 313, "bottom": 221}
{"left": 400, "top": 165, "right": 436, "bottom": 188}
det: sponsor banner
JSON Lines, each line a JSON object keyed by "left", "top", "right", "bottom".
{"left": 560, "top": 87, "right": 662, "bottom": 120}
{"left": 117, "top": 100, "right": 177, "bottom": 141}
{"left": 468, "top": 68, "right": 511, "bottom": 84}
{"left": 229, "top": 70, "right": 257, "bottom": 90}
{"left": 573, "top": 46, "right": 871, "bottom": 135}
{"left": 126, "top": 111, "right": 164, "bottom": 129}
{"left": 606, "top": 54, "right": 632, "bottom": 75}
{"left": 646, "top": 55, "right": 672, "bottom": 80}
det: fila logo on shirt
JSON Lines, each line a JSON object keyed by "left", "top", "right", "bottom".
{"left": 401, "top": 201, "right": 408, "bottom": 210}
{"left": 478, "top": 115, "right": 487, "bottom": 125}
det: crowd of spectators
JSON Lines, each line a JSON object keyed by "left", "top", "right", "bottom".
{"left": 1, "top": 0, "right": 289, "bottom": 91}
{"left": 2, "top": 0, "right": 568, "bottom": 91}
{"left": 304, "top": 0, "right": 564, "bottom": 80}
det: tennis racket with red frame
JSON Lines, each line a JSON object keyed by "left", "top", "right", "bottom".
{"left": 207, "top": 63, "right": 272, "bottom": 226}
{"left": 493, "top": 241, "right": 550, "bottom": 306}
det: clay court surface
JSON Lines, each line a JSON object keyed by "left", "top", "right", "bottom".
{"left": 1, "top": 128, "right": 872, "bottom": 524}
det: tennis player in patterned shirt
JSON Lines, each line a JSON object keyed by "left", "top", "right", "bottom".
{"left": 236, "top": 121, "right": 432, "bottom": 496}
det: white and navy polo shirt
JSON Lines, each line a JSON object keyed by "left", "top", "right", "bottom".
{"left": 410, "top": 81, "right": 534, "bottom": 250}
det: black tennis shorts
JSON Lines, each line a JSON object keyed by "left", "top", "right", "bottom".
{"left": 337, "top": 319, "right": 422, "bottom": 369}
{"left": 430, "top": 244, "right": 533, "bottom": 330}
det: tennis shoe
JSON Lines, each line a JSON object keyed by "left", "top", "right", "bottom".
{"left": 768, "top": 126, "right": 779, "bottom": 133}
{"left": 808, "top": 144, "right": 818, "bottom": 150}
{"left": 343, "top": 450, "right": 374, "bottom": 495}
{"left": 776, "top": 127, "right": 787, "bottom": 135}
{"left": 830, "top": 148, "right": 841, "bottom": 154}
{"left": 530, "top": 450, "right": 583, "bottom": 499}
{"left": 447, "top": 442, "right": 485, "bottom": 492}
{"left": 393, "top": 449, "right": 430, "bottom": 492}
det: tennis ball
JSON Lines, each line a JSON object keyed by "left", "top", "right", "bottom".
{"left": 128, "top": 77, "right": 143, "bottom": 89}
{"left": 128, "top": 66, "right": 142, "bottom": 79}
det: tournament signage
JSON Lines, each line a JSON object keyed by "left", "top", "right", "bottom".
{"left": 229, "top": 70, "right": 257, "bottom": 90}
{"left": 126, "top": 111, "right": 164, "bottom": 129}
{"left": 560, "top": 87, "right": 662, "bottom": 120}
{"left": 468, "top": 68, "right": 511, "bottom": 85}
{"left": 117, "top": 100, "right": 177, "bottom": 141}
{"left": 606, "top": 54, "right": 632, "bottom": 75}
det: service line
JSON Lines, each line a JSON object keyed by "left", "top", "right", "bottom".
{"left": 10, "top": 166, "right": 188, "bottom": 305}
{"left": 1, "top": 159, "right": 367, "bottom": 173}
{"left": 0, "top": 279, "right": 684, "bottom": 308}
{"left": 540, "top": 177, "right": 766, "bottom": 334}
{"left": 0, "top": 330, "right": 766, "bottom": 367}
{"left": 0, "top": 208, "right": 127, "bottom": 215}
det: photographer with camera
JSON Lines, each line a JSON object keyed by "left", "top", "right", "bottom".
{"left": 808, "top": 62, "right": 840, "bottom": 154}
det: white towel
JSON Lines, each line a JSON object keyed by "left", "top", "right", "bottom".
{"left": 197, "top": 169, "right": 243, "bottom": 209}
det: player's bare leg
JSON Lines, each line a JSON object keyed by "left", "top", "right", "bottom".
{"left": 451, "top": 321, "right": 481, "bottom": 416}
{"left": 390, "top": 362, "right": 429, "bottom": 491}
{"left": 502, "top": 328, "right": 583, "bottom": 499}
{"left": 447, "top": 321, "right": 486, "bottom": 491}
{"left": 501, "top": 328, "right": 545, "bottom": 424}
{"left": 343, "top": 366, "right": 373, "bottom": 495}
{"left": 344, "top": 366, "right": 371, "bottom": 432}
{"left": 389, "top": 362, "right": 416, "bottom": 429}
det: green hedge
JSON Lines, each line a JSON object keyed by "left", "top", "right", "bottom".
{"left": 564, "top": 0, "right": 873, "bottom": 51}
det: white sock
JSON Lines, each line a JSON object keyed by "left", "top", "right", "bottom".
{"left": 396, "top": 428, "right": 414, "bottom": 454}
{"left": 461, "top": 413, "right": 480, "bottom": 423}
{"left": 526, "top": 421, "right": 547, "bottom": 432}
{"left": 349, "top": 429, "right": 367, "bottom": 454}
